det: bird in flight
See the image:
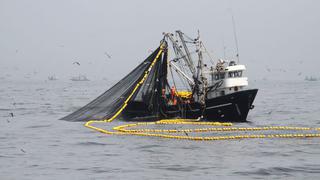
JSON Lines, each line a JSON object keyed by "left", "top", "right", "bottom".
{"left": 104, "top": 52, "right": 112, "bottom": 59}
{"left": 73, "top": 62, "right": 80, "bottom": 66}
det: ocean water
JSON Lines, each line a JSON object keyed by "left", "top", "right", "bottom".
{"left": 1, "top": 79, "right": 320, "bottom": 180}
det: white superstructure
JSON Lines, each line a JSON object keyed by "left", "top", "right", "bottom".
{"left": 206, "top": 60, "right": 248, "bottom": 98}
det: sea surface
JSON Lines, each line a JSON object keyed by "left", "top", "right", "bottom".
{"left": 1, "top": 79, "right": 320, "bottom": 180}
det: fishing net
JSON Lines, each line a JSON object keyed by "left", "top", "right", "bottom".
{"left": 61, "top": 46, "right": 166, "bottom": 122}
{"left": 123, "top": 49, "right": 168, "bottom": 120}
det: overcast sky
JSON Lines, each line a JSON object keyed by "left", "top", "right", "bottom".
{"left": 1, "top": 0, "right": 319, "bottom": 81}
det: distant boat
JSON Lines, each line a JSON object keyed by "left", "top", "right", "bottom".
{"left": 48, "top": 75, "right": 58, "bottom": 81}
{"left": 305, "top": 76, "right": 318, "bottom": 81}
{"left": 70, "top": 75, "right": 90, "bottom": 81}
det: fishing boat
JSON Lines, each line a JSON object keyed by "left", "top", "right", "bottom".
{"left": 304, "top": 76, "right": 318, "bottom": 81}
{"left": 61, "top": 31, "right": 258, "bottom": 122}
{"left": 48, "top": 75, "right": 58, "bottom": 81}
{"left": 70, "top": 75, "right": 90, "bottom": 81}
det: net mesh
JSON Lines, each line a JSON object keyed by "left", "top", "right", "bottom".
{"left": 61, "top": 47, "right": 162, "bottom": 122}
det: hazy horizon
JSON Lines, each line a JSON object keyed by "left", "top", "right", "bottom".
{"left": 1, "top": 0, "right": 320, "bottom": 81}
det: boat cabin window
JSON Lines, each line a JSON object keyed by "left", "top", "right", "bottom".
{"left": 228, "top": 71, "right": 243, "bottom": 78}
{"left": 228, "top": 72, "right": 233, "bottom": 77}
{"left": 215, "top": 72, "right": 226, "bottom": 80}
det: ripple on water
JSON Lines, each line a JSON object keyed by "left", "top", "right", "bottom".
{"left": 28, "top": 164, "right": 40, "bottom": 168}
{"left": 102, "top": 153, "right": 120, "bottom": 157}
{"left": 172, "top": 145, "right": 200, "bottom": 150}
{"left": 135, "top": 144, "right": 164, "bottom": 149}
{"left": 76, "top": 168, "right": 89, "bottom": 171}
{"left": 90, "top": 167, "right": 121, "bottom": 174}
{"left": 26, "top": 125, "right": 52, "bottom": 129}
{"left": 234, "top": 167, "right": 290, "bottom": 177}
{"left": 0, "top": 108, "right": 12, "bottom": 111}
{"left": 234, "top": 165, "right": 320, "bottom": 177}
{"left": 149, "top": 164, "right": 199, "bottom": 172}
{"left": 283, "top": 165, "right": 320, "bottom": 174}
{"left": 75, "top": 142, "right": 116, "bottom": 146}
{"left": 0, "top": 155, "right": 14, "bottom": 159}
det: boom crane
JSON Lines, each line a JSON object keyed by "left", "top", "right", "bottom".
{"left": 163, "top": 32, "right": 196, "bottom": 81}
{"left": 164, "top": 31, "right": 207, "bottom": 111}
{"left": 176, "top": 30, "right": 196, "bottom": 75}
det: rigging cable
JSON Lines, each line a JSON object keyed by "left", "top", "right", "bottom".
{"left": 201, "top": 42, "right": 215, "bottom": 65}
{"left": 168, "top": 63, "right": 184, "bottom": 114}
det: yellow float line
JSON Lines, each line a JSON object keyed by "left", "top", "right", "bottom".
{"left": 85, "top": 118, "right": 320, "bottom": 141}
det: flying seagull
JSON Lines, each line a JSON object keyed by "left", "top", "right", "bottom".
{"left": 104, "top": 52, "right": 112, "bottom": 59}
{"left": 73, "top": 62, "right": 80, "bottom": 66}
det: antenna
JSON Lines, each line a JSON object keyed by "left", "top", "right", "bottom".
{"left": 231, "top": 12, "right": 240, "bottom": 63}
{"left": 222, "top": 38, "right": 227, "bottom": 60}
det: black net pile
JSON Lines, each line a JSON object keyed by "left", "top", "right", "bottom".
{"left": 61, "top": 46, "right": 165, "bottom": 122}
{"left": 124, "top": 49, "right": 168, "bottom": 119}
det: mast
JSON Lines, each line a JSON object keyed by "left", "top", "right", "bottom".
{"left": 164, "top": 32, "right": 197, "bottom": 80}
{"left": 176, "top": 30, "right": 196, "bottom": 75}
{"left": 164, "top": 31, "right": 207, "bottom": 110}
{"left": 231, "top": 13, "right": 240, "bottom": 63}
{"left": 195, "top": 31, "right": 207, "bottom": 108}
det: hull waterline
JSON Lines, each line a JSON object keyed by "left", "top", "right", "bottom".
{"left": 123, "top": 89, "right": 258, "bottom": 122}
